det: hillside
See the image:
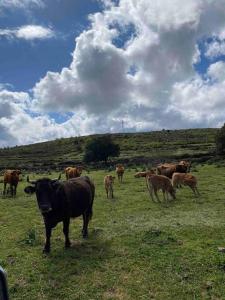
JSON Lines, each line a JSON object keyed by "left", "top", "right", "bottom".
{"left": 0, "top": 128, "right": 218, "bottom": 170}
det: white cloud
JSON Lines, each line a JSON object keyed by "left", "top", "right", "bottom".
{"left": 207, "top": 61, "right": 225, "bottom": 82}
{"left": 0, "top": 0, "right": 44, "bottom": 10}
{"left": 170, "top": 72, "right": 225, "bottom": 127}
{"left": 16, "top": 25, "right": 54, "bottom": 40}
{"left": 2, "top": 0, "right": 225, "bottom": 146}
{"left": 33, "top": 0, "right": 225, "bottom": 114}
{"left": 0, "top": 25, "right": 55, "bottom": 40}
{"left": 205, "top": 40, "right": 225, "bottom": 58}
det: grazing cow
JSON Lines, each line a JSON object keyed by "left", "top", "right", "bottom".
{"left": 179, "top": 160, "right": 191, "bottom": 172}
{"left": 3, "top": 169, "right": 21, "bottom": 196}
{"left": 134, "top": 170, "right": 155, "bottom": 178}
{"left": 156, "top": 162, "right": 188, "bottom": 179}
{"left": 116, "top": 164, "right": 125, "bottom": 183}
{"left": 25, "top": 175, "right": 95, "bottom": 253}
{"left": 65, "top": 166, "right": 83, "bottom": 180}
{"left": 134, "top": 170, "right": 156, "bottom": 188}
{"left": 104, "top": 175, "right": 115, "bottom": 198}
{"left": 172, "top": 172, "right": 200, "bottom": 196}
{"left": 146, "top": 174, "right": 176, "bottom": 203}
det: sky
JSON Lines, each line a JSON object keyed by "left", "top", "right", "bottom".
{"left": 1, "top": 0, "right": 225, "bottom": 147}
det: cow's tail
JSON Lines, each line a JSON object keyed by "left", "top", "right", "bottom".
{"left": 89, "top": 188, "right": 95, "bottom": 220}
{"left": 89, "top": 183, "right": 95, "bottom": 220}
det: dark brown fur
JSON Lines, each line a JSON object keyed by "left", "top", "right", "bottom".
{"left": 25, "top": 176, "right": 94, "bottom": 253}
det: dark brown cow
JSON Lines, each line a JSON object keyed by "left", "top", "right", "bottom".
{"left": 3, "top": 169, "right": 21, "bottom": 196}
{"left": 25, "top": 175, "right": 95, "bottom": 253}
{"left": 156, "top": 163, "right": 188, "bottom": 179}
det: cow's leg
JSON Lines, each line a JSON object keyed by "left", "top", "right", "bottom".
{"left": 105, "top": 188, "right": 108, "bottom": 198}
{"left": 43, "top": 224, "right": 52, "bottom": 253}
{"left": 162, "top": 191, "right": 166, "bottom": 202}
{"left": 195, "top": 186, "right": 200, "bottom": 196}
{"left": 63, "top": 218, "right": 71, "bottom": 248}
{"left": 147, "top": 182, "right": 155, "bottom": 202}
{"left": 150, "top": 191, "right": 155, "bottom": 202}
{"left": 10, "top": 184, "right": 13, "bottom": 197}
{"left": 111, "top": 188, "right": 114, "bottom": 199}
{"left": 190, "top": 186, "right": 196, "bottom": 197}
{"left": 13, "top": 184, "right": 17, "bottom": 196}
{"left": 3, "top": 182, "right": 6, "bottom": 195}
{"left": 154, "top": 189, "right": 161, "bottom": 203}
{"left": 82, "top": 213, "right": 89, "bottom": 238}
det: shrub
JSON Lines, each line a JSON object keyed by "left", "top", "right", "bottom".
{"left": 83, "top": 135, "right": 120, "bottom": 164}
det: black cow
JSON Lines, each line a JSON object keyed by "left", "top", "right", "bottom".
{"left": 25, "top": 175, "right": 95, "bottom": 253}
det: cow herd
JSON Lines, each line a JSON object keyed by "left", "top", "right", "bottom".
{"left": 0, "top": 160, "right": 198, "bottom": 253}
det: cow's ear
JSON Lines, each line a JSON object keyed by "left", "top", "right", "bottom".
{"left": 24, "top": 186, "right": 36, "bottom": 194}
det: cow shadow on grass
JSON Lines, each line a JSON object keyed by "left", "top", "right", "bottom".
{"left": 39, "top": 228, "right": 114, "bottom": 278}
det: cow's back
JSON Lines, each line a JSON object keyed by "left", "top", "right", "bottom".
{"left": 62, "top": 177, "right": 94, "bottom": 218}
{"left": 4, "top": 170, "right": 19, "bottom": 184}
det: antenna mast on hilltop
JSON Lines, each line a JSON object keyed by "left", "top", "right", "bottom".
{"left": 121, "top": 120, "right": 124, "bottom": 132}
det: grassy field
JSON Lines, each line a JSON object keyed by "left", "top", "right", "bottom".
{"left": 0, "top": 128, "right": 218, "bottom": 170}
{"left": 1, "top": 164, "right": 225, "bottom": 299}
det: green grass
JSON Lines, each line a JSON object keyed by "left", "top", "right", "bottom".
{"left": 0, "top": 128, "right": 218, "bottom": 170}
{"left": 1, "top": 164, "right": 225, "bottom": 299}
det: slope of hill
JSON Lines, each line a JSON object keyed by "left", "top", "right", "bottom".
{"left": 0, "top": 128, "right": 218, "bottom": 170}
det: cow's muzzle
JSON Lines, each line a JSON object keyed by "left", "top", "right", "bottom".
{"left": 40, "top": 206, "right": 52, "bottom": 214}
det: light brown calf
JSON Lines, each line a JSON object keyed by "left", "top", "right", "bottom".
{"left": 146, "top": 174, "right": 176, "bottom": 203}
{"left": 65, "top": 166, "right": 83, "bottom": 180}
{"left": 3, "top": 169, "right": 21, "bottom": 196}
{"left": 172, "top": 172, "right": 199, "bottom": 196}
{"left": 134, "top": 170, "right": 155, "bottom": 178}
{"left": 104, "top": 175, "right": 115, "bottom": 198}
{"left": 116, "top": 164, "right": 125, "bottom": 183}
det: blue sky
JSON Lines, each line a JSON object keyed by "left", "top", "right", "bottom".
{"left": 0, "top": 0, "right": 101, "bottom": 91}
{"left": 1, "top": 0, "right": 225, "bottom": 147}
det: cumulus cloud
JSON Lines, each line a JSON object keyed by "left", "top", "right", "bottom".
{"left": 0, "top": 25, "right": 55, "bottom": 40}
{"left": 32, "top": 1, "right": 225, "bottom": 119}
{"left": 2, "top": 0, "right": 225, "bottom": 146}
{"left": 205, "top": 40, "right": 225, "bottom": 58}
{"left": 0, "top": 0, "right": 44, "bottom": 11}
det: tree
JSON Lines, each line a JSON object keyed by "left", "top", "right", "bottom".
{"left": 83, "top": 135, "right": 120, "bottom": 164}
{"left": 216, "top": 123, "right": 225, "bottom": 154}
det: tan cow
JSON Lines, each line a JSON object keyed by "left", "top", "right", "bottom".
{"left": 146, "top": 174, "right": 176, "bottom": 203}
{"left": 156, "top": 162, "right": 189, "bottom": 178}
{"left": 65, "top": 166, "right": 83, "bottom": 180}
{"left": 116, "top": 164, "right": 125, "bottom": 183}
{"left": 104, "top": 175, "right": 115, "bottom": 198}
{"left": 172, "top": 172, "right": 199, "bottom": 196}
{"left": 3, "top": 169, "right": 21, "bottom": 196}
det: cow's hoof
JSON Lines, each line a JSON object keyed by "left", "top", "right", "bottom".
{"left": 65, "top": 241, "right": 71, "bottom": 248}
{"left": 43, "top": 248, "right": 50, "bottom": 254}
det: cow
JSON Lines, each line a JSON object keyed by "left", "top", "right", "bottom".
{"left": 25, "top": 175, "right": 95, "bottom": 253}
{"left": 146, "top": 174, "right": 176, "bottom": 203}
{"left": 116, "top": 164, "right": 125, "bottom": 183}
{"left": 104, "top": 175, "right": 115, "bottom": 198}
{"left": 156, "top": 162, "right": 188, "bottom": 179}
{"left": 3, "top": 169, "right": 21, "bottom": 196}
{"left": 172, "top": 172, "right": 200, "bottom": 196}
{"left": 65, "top": 166, "right": 83, "bottom": 180}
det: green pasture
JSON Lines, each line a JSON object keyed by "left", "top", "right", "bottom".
{"left": 0, "top": 128, "right": 217, "bottom": 169}
{"left": 1, "top": 164, "right": 225, "bottom": 299}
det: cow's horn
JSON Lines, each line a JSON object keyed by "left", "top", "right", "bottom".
{"left": 52, "top": 173, "right": 61, "bottom": 181}
{"left": 27, "top": 176, "right": 36, "bottom": 184}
